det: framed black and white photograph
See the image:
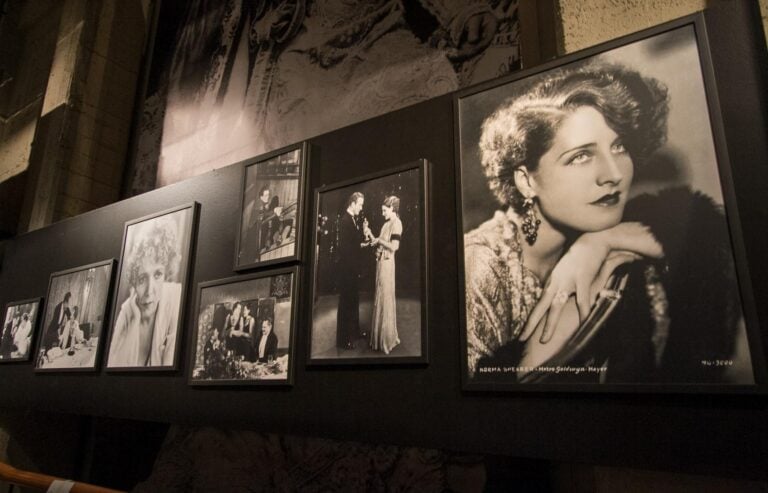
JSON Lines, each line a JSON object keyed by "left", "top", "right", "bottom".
{"left": 0, "top": 298, "right": 42, "bottom": 362}
{"left": 35, "top": 260, "right": 115, "bottom": 371}
{"left": 309, "top": 161, "right": 428, "bottom": 365}
{"left": 235, "top": 143, "right": 308, "bottom": 271}
{"left": 456, "top": 16, "right": 764, "bottom": 391}
{"left": 105, "top": 203, "right": 198, "bottom": 371}
{"left": 189, "top": 267, "right": 298, "bottom": 385}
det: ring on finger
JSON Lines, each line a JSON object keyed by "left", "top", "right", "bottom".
{"left": 552, "top": 290, "right": 569, "bottom": 305}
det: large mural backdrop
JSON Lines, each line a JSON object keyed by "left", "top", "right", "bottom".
{"left": 130, "top": 0, "right": 522, "bottom": 193}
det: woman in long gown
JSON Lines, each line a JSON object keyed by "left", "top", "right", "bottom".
{"left": 366, "top": 196, "right": 403, "bottom": 354}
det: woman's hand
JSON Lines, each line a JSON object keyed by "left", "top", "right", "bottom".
{"left": 521, "top": 241, "right": 643, "bottom": 344}
{"left": 521, "top": 235, "right": 611, "bottom": 343}
{"left": 520, "top": 222, "right": 661, "bottom": 344}
{"left": 121, "top": 291, "right": 141, "bottom": 328}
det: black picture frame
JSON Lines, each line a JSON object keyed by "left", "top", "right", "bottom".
{"left": 34, "top": 259, "right": 116, "bottom": 372}
{"left": 105, "top": 202, "right": 199, "bottom": 372}
{"left": 0, "top": 297, "right": 43, "bottom": 363}
{"left": 455, "top": 14, "right": 766, "bottom": 393}
{"left": 189, "top": 266, "right": 299, "bottom": 386}
{"left": 308, "top": 160, "right": 429, "bottom": 366}
{"left": 234, "top": 142, "right": 309, "bottom": 271}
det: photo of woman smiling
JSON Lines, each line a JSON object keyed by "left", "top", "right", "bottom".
{"left": 458, "top": 25, "right": 756, "bottom": 386}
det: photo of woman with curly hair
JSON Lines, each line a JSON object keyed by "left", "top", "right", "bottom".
{"left": 458, "top": 25, "right": 757, "bottom": 387}
{"left": 107, "top": 204, "right": 197, "bottom": 370}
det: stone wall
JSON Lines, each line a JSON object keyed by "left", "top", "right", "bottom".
{"left": 20, "top": 0, "right": 147, "bottom": 231}
{"left": 0, "top": 1, "right": 61, "bottom": 236}
{"left": 556, "top": 0, "right": 767, "bottom": 54}
{"left": 0, "top": 0, "right": 147, "bottom": 235}
{"left": 52, "top": 0, "right": 146, "bottom": 221}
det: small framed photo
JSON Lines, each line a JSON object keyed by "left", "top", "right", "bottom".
{"left": 309, "top": 160, "right": 429, "bottom": 365}
{"left": 235, "top": 142, "right": 308, "bottom": 271}
{"left": 456, "top": 16, "right": 764, "bottom": 391}
{"left": 105, "top": 202, "right": 199, "bottom": 371}
{"left": 34, "top": 260, "right": 116, "bottom": 371}
{"left": 0, "top": 298, "right": 42, "bottom": 362}
{"left": 189, "top": 266, "right": 298, "bottom": 385}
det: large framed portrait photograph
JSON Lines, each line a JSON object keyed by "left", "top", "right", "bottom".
{"left": 0, "top": 298, "right": 42, "bottom": 363}
{"left": 235, "top": 142, "right": 308, "bottom": 271}
{"left": 34, "top": 260, "right": 115, "bottom": 372}
{"left": 189, "top": 267, "right": 298, "bottom": 385}
{"left": 456, "top": 16, "right": 764, "bottom": 391}
{"left": 105, "top": 203, "right": 198, "bottom": 371}
{"left": 309, "top": 161, "right": 428, "bottom": 365}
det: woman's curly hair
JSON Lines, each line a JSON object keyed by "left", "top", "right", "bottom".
{"left": 127, "top": 218, "right": 179, "bottom": 288}
{"left": 383, "top": 195, "right": 400, "bottom": 215}
{"left": 479, "top": 62, "right": 669, "bottom": 212}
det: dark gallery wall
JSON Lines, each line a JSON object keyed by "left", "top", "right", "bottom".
{"left": 0, "top": 2, "right": 767, "bottom": 481}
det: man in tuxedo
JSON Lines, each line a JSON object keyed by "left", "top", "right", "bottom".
{"left": 257, "top": 186, "right": 295, "bottom": 252}
{"left": 254, "top": 318, "right": 278, "bottom": 363}
{"left": 336, "top": 192, "right": 367, "bottom": 349}
{"left": 0, "top": 310, "right": 19, "bottom": 359}
{"left": 45, "top": 292, "right": 71, "bottom": 351}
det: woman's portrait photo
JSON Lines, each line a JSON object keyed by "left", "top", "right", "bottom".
{"left": 310, "top": 162, "right": 428, "bottom": 364}
{"left": 35, "top": 260, "right": 115, "bottom": 371}
{"left": 235, "top": 144, "right": 306, "bottom": 270}
{"left": 0, "top": 298, "right": 41, "bottom": 362}
{"left": 457, "top": 25, "right": 758, "bottom": 388}
{"left": 106, "top": 203, "right": 197, "bottom": 371}
{"left": 190, "top": 268, "right": 297, "bottom": 385}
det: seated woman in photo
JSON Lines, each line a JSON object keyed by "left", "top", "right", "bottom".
{"left": 241, "top": 304, "right": 256, "bottom": 361}
{"left": 465, "top": 63, "right": 748, "bottom": 384}
{"left": 60, "top": 306, "right": 84, "bottom": 353}
{"left": 224, "top": 302, "right": 249, "bottom": 359}
{"left": 58, "top": 310, "right": 73, "bottom": 350}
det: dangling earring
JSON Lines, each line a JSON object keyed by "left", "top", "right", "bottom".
{"left": 521, "top": 197, "right": 541, "bottom": 245}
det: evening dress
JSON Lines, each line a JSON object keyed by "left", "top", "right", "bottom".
{"left": 370, "top": 217, "right": 403, "bottom": 354}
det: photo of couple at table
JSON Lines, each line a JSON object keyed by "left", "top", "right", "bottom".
{"left": 191, "top": 270, "right": 296, "bottom": 384}
{"left": 310, "top": 164, "right": 427, "bottom": 363}
{"left": 35, "top": 261, "right": 114, "bottom": 371}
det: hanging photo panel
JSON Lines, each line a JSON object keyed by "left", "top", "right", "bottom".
{"left": 190, "top": 267, "right": 298, "bottom": 386}
{"left": 308, "top": 160, "right": 429, "bottom": 365}
{"left": 105, "top": 203, "right": 199, "bottom": 371}
{"left": 455, "top": 17, "right": 765, "bottom": 392}
{"left": 35, "top": 260, "right": 116, "bottom": 372}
